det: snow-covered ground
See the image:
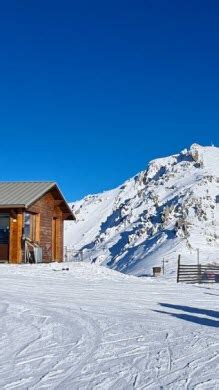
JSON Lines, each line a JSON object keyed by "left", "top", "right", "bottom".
{"left": 65, "top": 144, "right": 219, "bottom": 276}
{"left": 0, "top": 262, "right": 218, "bottom": 389}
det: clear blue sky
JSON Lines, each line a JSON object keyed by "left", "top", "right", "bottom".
{"left": 0, "top": 1, "right": 219, "bottom": 200}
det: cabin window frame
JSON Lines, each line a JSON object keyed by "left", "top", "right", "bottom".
{"left": 24, "top": 212, "right": 37, "bottom": 241}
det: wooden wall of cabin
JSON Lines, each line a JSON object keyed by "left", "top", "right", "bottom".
{"left": 28, "top": 191, "right": 64, "bottom": 262}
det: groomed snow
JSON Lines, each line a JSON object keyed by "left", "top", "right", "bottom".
{"left": 0, "top": 263, "right": 218, "bottom": 389}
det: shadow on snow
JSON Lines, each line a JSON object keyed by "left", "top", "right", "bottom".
{"left": 107, "top": 229, "right": 175, "bottom": 272}
{"left": 154, "top": 303, "right": 219, "bottom": 328}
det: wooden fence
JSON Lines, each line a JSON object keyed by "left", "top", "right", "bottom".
{"left": 177, "top": 256, "right": 219, "bottom": 283}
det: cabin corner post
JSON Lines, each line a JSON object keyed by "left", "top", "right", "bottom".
{"left": 55, "top": 217, "right": 61, "bottom": 262}
{"left": 9, "top": 210, "right": 23, "bottom": 263}
{"left": 52, "top": 216, "right": 63, "bottom": 262}
{"left": 58, "top": 217, "right": 64, "bottom": 261}
{"left": 17, "top": 211, "right": 23, "bottom": 263}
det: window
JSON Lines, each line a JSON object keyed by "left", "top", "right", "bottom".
{"left": 0, "top": 214, "right": 10, "bottom": 244}
{"left": 24, "top": 213, "right": 36, "bottom": 241}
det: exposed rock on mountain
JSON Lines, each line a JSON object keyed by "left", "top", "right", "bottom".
{"left": 65, "top": 144, "right": 219, "bottom": 275}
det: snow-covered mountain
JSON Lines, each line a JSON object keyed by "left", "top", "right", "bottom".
{"left": 65, "top": 144, "right": 219, "bottom": 275}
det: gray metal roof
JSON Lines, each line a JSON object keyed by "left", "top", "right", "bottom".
{"left": 0, "top": 181, "right": 57, "bottom": 207}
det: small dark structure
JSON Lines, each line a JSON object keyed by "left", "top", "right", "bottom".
{"left": 153, "top": 266, "right": 162, "bottom": 277}
{"left": 0, "top": 182, "right": 75, "bottom": 263}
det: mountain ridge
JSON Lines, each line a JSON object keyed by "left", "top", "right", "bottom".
{"left": 65, "top": 144, "right": 219, "bottom": 275}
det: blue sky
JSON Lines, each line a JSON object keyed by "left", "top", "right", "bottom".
{"left": 0, "top": 1, "right": 219, "bottom": 200}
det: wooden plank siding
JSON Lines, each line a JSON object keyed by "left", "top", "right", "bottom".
{"left": 27, "top": 191, "right": 64, "bottom": 262}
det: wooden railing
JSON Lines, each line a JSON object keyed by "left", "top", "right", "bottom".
{"left": 177, "top": 256, "right": 219, "bottom": 283}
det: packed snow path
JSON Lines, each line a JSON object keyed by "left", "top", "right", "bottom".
{"left": 0, "top": 263, "right": 218, "bottom": 389}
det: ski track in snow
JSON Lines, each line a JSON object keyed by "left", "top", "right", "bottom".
{"left": 0, "top": 263, "right": 218, "bottom": 390}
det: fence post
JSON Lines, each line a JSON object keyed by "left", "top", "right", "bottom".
{"left": 197, "top": 248, "right": 200, "bottom": 265}
{"left": 198, "top": 263, "right": 202, "bottom": 283}
{"left": 177, "top": 254, "right": 181, "bottom": 283}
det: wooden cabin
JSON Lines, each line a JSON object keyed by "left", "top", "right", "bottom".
{"left": 0, "top": 182, "right": 75, "bottom": 263}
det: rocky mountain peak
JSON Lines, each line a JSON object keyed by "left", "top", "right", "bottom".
{"left": 65, "top": 144, "right": 219, "bottom": 275}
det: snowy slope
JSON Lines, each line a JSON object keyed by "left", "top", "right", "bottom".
{"left": 0, "top": 263, "right": 218, "bottom": 389}
{"left": 65, "top": 144, "right": 219, "bottom": 275}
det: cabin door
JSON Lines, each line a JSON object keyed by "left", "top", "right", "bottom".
{"left": 0, "top": 214, "right": 10, "bottom": 261}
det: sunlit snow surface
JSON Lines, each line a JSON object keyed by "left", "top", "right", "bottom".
{"left": 65, "top": 144, "right": 219, "bottom": 275}
{"left": 0, "top": 263, "right": 218, "bottom": 389}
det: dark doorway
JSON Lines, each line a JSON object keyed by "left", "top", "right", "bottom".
{"left": 0, "top": 214, "right": 10, "bottom": 261}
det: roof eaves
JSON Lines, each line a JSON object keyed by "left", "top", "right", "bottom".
{"left": 0, "top": 204, "right": 25, "bottom": 208}
{"left": 52, "top": 183, "right": 76, "bottom": 220}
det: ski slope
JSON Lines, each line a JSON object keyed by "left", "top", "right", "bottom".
{"left": 0, "top": 263, "right": 218, "bottom": 389}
